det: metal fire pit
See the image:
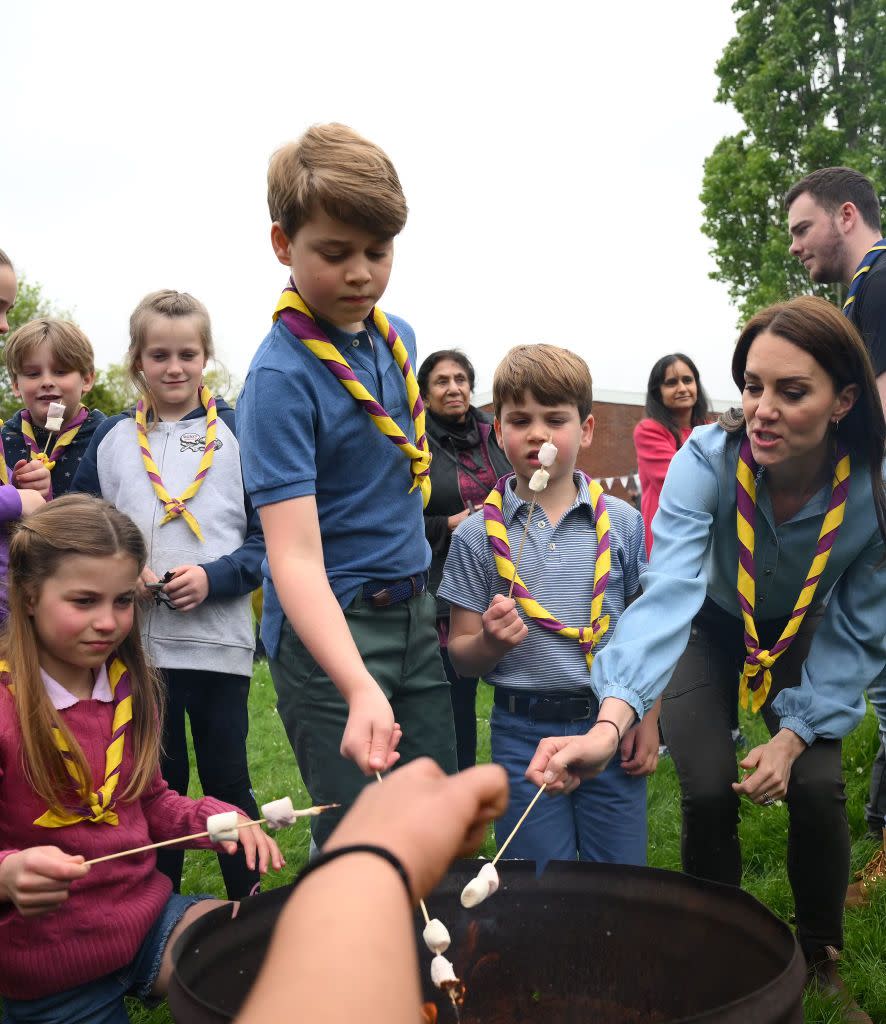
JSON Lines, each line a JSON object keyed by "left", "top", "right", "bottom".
{"left": 168, "top": 860, "right": 806, "bottom": 1023}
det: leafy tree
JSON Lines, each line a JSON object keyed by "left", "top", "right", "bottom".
{"left": 701, "top": 0, "right": 886, "bottom": 323}
{"left": 87, "top": 362, "right": 136, "bottom": 417}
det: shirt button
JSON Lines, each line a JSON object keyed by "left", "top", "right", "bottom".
{"left": 764, "top": 568, "right": 773, "bottom": 575}
{"left": 538, "top": 521, "right": 547, "bottom": 529}
{"left": 549, "top": 543, "right": 556, "bottom": 550}
{"left": 352, "top": 339, "right": 359, "bottom": 348}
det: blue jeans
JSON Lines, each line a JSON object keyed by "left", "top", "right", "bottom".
{"left": 2, "top": 893, "right": 207, "bottom": 1024}
{"left": 490, "top": 705, "right": 647, "bottom": 871}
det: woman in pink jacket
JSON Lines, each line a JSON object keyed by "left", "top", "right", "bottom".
{"left": 634, "top": 353, "right": 711, "bottom": 555}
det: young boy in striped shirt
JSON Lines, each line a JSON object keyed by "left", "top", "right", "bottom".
{"left": 439, "top": 344, "right": 659, "bottom": 869}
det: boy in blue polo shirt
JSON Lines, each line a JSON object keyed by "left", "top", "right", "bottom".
{"left": 237, "top": 123, "right": 456, "bottom": 846}
{"left": 440, "top": 344, "right": 659, "bottom": 869}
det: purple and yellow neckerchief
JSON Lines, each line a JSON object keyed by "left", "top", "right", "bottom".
{"left": 736, "top": 435, "right": 850, "bottom": 711}
{"left": 136, "top": 384, "right": 217, "bottom": 542}
{"left": 482, "top": 474, "right": 611, "bottom": 670}
{"left": 21, "top": 404, "right": 90, "bottom": 499}
{"left": 273, "top": 286, "right": 432, "bottom": 507}
{"left": 2, "top": 657, "right": 133, "bottom": 827}
{"left": 0, "top": 422, "right": 8, "bottom": 484}
{"left": 843, "top": 239, "right": 886, "bottom": 314}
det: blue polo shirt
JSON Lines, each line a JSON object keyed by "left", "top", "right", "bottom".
{"left": 592, "top": 423, "right": 886, "bottom": 742}
{"left": 438, "top": 473, "right": 647, "bottom": 694}
{"left": 237, "top": 312, "right": 431, "bottom": 657}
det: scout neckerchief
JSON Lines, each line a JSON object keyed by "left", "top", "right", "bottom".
{"left": 0, "top": 422, "right": 8, "bottom": 484}
{"left": 21, "top": 404, "right": 90, "bottom": 499}
{"left": 136, "top": 385, "right": 217, "bottom": 542}
{"left": 2, "top": 657, "right": 133, "bottom": 827}
{"left": 843, "top": 240, "right": 886, "bottom": 313}
{"left": 483, "top": 474, "right": 611, "bottom": 670}
{"left": 736, "top": 435, "right": 850, "bottom": 712}
{"left": 273, "top": 286, "right": 432, "bottom": 507}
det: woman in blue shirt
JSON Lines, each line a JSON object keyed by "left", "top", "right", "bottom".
{"left": 529, "top": 296, "right": 886, "bottom": 1014}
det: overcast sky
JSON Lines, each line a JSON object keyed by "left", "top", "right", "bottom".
{"left": 3, "top": 1, "right": 748, "bottom": 402}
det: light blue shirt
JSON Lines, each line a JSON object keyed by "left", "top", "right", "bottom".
{"left": 438, "top": 473, "right": 646, "bottom": 693}
{"left": 592, "top": 423, "right": 886, "bottom": 743}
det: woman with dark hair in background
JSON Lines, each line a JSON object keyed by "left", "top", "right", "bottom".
{"left": 418, "top": 351, "right": 510, "bottom": 769}
{"left": 634, "top": 353, "right": 711, "bottom": 555}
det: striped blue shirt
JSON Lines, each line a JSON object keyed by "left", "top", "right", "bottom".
{"left": 438, "top": 473, "right": 647, "bottom": 693}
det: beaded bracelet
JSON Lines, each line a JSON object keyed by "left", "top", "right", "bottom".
{"left": 295, "top": 843, "right": 413, "bottom": 900}
{"left": 594, "top": 718, "right": 623, "bottom": 743}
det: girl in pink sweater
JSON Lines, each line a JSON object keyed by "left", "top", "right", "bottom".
{"left": 0, "top": 495, "right": 283, "bottom": 1021}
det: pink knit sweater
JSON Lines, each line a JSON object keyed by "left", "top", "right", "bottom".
{"left": 0, "top": 686, "right": 239, "bottom": 1000}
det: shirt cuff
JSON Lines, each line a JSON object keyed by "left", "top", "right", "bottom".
{"left": 596, "top": 682, "right": 647, "bottom": 722}
{"left": 777, "top": 715, "right": 817, "bottom": 747}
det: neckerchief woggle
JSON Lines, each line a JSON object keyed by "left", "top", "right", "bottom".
{"left": 136, "top": 385, "right": 217, "bottom": 541}
{"left": 2, "top": 657, "right": 133, "bottom": 827}
{"left": 843, "top": 240, "right": 886, "bottom": 313}
{"left": 483, "top": 473, "right": 611, "bottom": 669}
{"left": 21, "top": 404, "right": 90, "bottom": 499}
{"left": 273, "top": 286, "right": 432, "bottom": 507}
{"left": 736, "top": 435, "right": 850, "bottom": 712}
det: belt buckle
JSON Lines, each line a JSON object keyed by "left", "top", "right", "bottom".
{"left": 370, "top": 586, "right": 393, "bottom": 608}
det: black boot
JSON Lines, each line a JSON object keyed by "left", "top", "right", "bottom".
{"left": 806, "top": 946, "right": 872, "bottom": 1024}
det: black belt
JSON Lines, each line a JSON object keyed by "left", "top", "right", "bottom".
{"left": 362, "top": 571, "right": 428, "bottom": 608}
{"left": 493, "top": 687, "right": 597, "bottom": 723}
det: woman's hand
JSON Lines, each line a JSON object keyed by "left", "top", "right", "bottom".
{"left": 326, "top": 758, "right": 508, "bottom": 901}
{"left": 525, "top": 723, "right": 621, "bottom": 794}
{"left": 447, "top": 508, "right": 471, "bottom": 532}
{"left": 217, "top": 817, "right": 286, "bottom": 875}
{"left": 732, "top": 729, "right": 806, "bottom": 804}
{"left": 0, "top": 847, "right": 90, "bottom": 917}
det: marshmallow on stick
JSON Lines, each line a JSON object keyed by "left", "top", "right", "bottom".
{"left": 44, "top": 402, "right": 66, "bottom": 434}
{"left": 459, "top": 862, "right": 500, "bottom": 908}
{"left": 206, "top": 811, "right": 239, "bottom": 843}
{"left": 422, "top": 918, "right": 451, "bottom": 955}
{"left": 507, "top": 441, "right": 558, "bottom": 599}
{"left": 430, "top": 954, "right": 458, "bottom": 988}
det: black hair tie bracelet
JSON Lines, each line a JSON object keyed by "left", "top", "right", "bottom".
{"left": 295, "top": 843, "right": 413, "bottom": 901}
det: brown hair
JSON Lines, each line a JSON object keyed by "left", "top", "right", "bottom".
{"left": 720, "top": 295, "right": 886, "bottom": 545}
{"left": 0, "top": 249, "right": 12, "bottom": 269}
{"left": 493, "top": 344, "right": 593, "bottom": 419}
{"left": 128, "top": 290, "right": 213, "bottom": 423}
{"left": 5, "top": 318, "right": 95, "bottom": 378}
{"left": 786, "top": 167, "right": 882, "bottom": 233}
{"left": 2, "top": 495, "right": 163, "bottom": 814}
{"left": 268, "top": 123, "right": 408, "bottom": 240}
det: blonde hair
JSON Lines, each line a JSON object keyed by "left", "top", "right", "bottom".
{"left": 493, "top": 344, "right": 594, "bottom": 419}
{"left": 128, "top": 290, "right": 213, "bottom": 423}
{"left": 268, "top": 123, "right": 408, "bottom": 239}
{"left": 2, "top": 496, "right": 163, "bottom": 814}
{"left": 5, "top": 318, "right": 95, "bottom": 379}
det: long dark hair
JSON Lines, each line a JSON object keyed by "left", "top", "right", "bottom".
{"left": 644, "top": 353, "right": 710, "bottom": 448}
{"left": 720, "top": 295, "right": 886, "bottom": 546}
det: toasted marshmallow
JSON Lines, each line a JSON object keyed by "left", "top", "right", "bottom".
{"left": 261, "top": 796, "right": 297, "bottom": 829}
{"left": 528, "top": 468, "right": 550, "bottom": 492}
{"left": 430, "top": 954, "right": 457, "bottom": 988}
{"left": 477, "top": 862, "right": 499, "bottom": 895}
{"left": 45, "top": 402, "right": 66, "bottom": 433}
{"left": 207, "top": 810, "right": 239, "bottom": 843}
{"left": 422, "top": 918, "right": 451, "bottom": 954}
{"left": 537, "top": 441, "right": 558, "bottom": 467}
{"left": 460, "top": 875, "right": 490, "bottom": 908}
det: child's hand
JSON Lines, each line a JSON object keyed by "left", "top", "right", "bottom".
{"left": 525, "top": 723, "right": 621, "bottom": 794}
{"left": 620, "top": 698, "right": 661, "bottom": 777}
{"left": 217, "top": 816, "right": 286, "bottom": 876}
{"left": 341, "top": 684, "right": 402, "bottom": 775}
{"left": 482, "top": 594, "right": 528, "bottom": 651}
{"left": 0, "top": 847, "right": 90, "bottom": 917}
{"left": 163, "top": 565, "right": 210, "bottom": 612}
{"left": 137, "top": 566, "right": 161, "bottom": 604}
{"left": 17, "top": 488, "right": 46, "bottom": 516}
{"left": 12, "top": 459, "right": 51, "bottom": 499}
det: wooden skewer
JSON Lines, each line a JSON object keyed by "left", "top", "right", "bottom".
{"left": 84, "top": 804, "right": 338, "bottom": 866}
{"left": 375, "top": 770, "right": 431, "bottom": 926}
{"left": 507, "top": 495, "right": 538, "bottom": 599}
{"left": 491, "top": 783, "right": 547, "bottom": 866}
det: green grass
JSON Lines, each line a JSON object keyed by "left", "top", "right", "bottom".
{"left": 41, "top": 663, "right": 886, "bottom": 1021}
